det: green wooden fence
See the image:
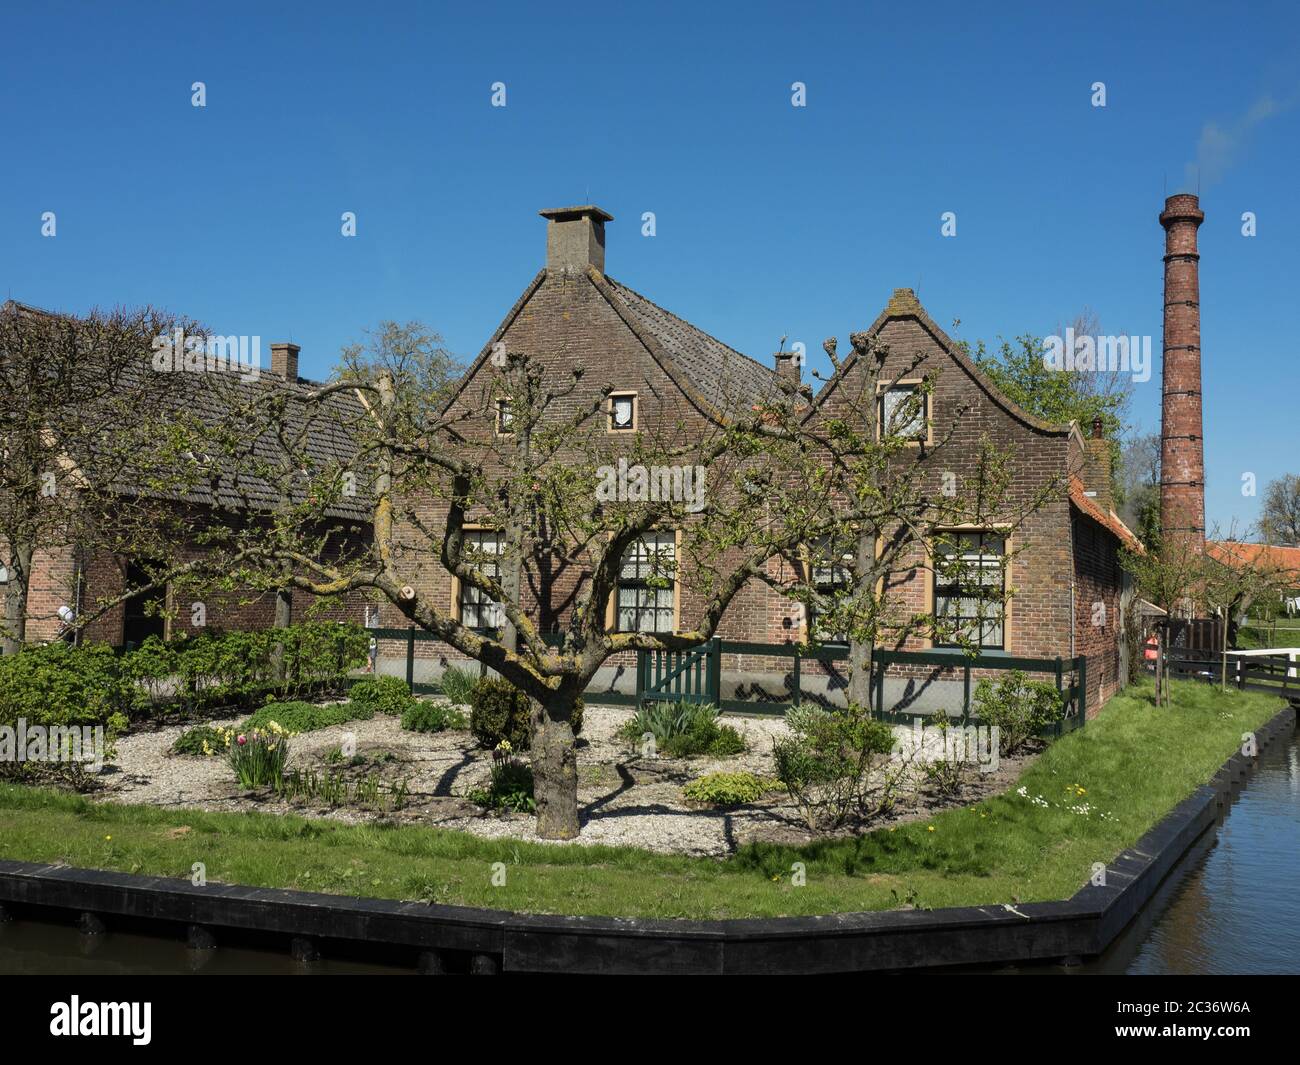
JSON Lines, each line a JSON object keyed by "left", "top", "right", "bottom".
{"left": 374, "top": 626, "right": 1088, "bottom": 727}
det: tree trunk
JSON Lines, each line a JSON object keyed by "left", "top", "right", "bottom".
{"left": 271, "top": 587, "right": 292, "bottom": 681}
{"left": 1, "top": 545, "right": 32, "bottom": 655}
{"left": 530, "top": 693, "right": 579, "bottom": 839}
{"left": 847, "top": 529, "right": 876, "bottom": 710}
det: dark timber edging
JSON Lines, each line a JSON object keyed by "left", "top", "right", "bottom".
{"left": 0, "top": 705, "right": 1292, "bottom": 973}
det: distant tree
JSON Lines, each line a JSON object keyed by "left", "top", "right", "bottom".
{"left": 1119, "top": 432, "right": 1161, "bottom": 544}
{"left": 960, "top": 310, "right": 1129, "bottom": 502}
{"left": 1260, "top": 474, "right": 1300, "bottom": 545}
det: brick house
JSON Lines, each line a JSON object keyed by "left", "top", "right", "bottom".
{"left": 380, "top": 206, "right": 1139, "bottom": 714}
{"left": 2, "top": 319, "right": 375, "bottom": 647}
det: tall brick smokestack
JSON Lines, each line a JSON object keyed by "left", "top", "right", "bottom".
{"left": 1159, "top": 193, "right": 1206, "bottom": 553}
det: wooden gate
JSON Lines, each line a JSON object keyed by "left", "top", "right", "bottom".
{"left": 636, "top": 638, "right": 721, "bottom": 707}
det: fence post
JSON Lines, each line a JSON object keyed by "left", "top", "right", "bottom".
{"left": 1075, "top": 657, "right": 1086, "bottom": 727}
{"left": 792, "top": 646, "right": 802, "bottom": 709}
{"left": 1054, "top": 657, "right": 1064, "bottom": 737}
{"left": 709, "top": 637, "right": 722, "bottom": 708}
{"left": 874, "top": 652, "right": 884, "bottom": 717}
{"left": 405, "top": 625, "right": 415, "bottom": 691}
{"left": 963, "top": 663, "right": 971, "bottom": 722}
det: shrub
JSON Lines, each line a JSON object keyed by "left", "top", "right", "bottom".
{"left": 972, "top": 670, "right": 1066, "bottom": 756}
{"left": 0, "top": 642, "right": 131, "bottom": 744}
{"left": 683, "top": 771, "right": 772, "bottom": 806}
{"left": 467, "top": 742, "right": 535, "bottom": 813}
{"left": 400, "top": 700, "right": 467, "bottom": 733}
{"left": 347, "top": 675, "right": 416, "bottom": 717}
{"left": 172, "top": 724, "right": 227, "bottom": 756}
{"left": 227, "top": 723, "right": 293, "bottom": 790}
{"left": 469, "top": 679, "right": 583, "bottom": 749}
{"left": 439, "top": 665, "right": 477, "bottom": 706}
{"left": 917, "top": 710, "right": 968, "bottom": 798}
{"left": 243, "top": 699, "right": 370, "bottom": 734}
{"left": 773, "top": 703, "right": 895, "bottom": 829}
{"left": 618, "top": 701, "right": 745, "bottom": 758}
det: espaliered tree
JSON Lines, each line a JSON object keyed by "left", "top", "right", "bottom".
{"left": 170, "top": 323, "right": 1058, "bottom": 838}
{"left": 0, "top": 302, "right": 202, "bottom": 653}
{"left": 785, "top": 333, "right": 1063, "bottom": 707}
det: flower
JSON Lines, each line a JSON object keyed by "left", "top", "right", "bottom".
{"left": 237, "top": 734, "right": 247, "bottom": 746}
{"left": 927, "top": 825, "right": 936, "bottom": 832}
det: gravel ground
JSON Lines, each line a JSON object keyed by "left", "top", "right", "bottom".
{"left": 96, "top": 701, "right": 1035, "bottom": 858}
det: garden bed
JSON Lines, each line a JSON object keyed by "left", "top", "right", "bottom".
{"left": 91, "top": 700, "right": 1033, "bottom": 858}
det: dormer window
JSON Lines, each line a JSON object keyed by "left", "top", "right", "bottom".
{"left": 608, "top": 392, "right": 636, "bottom": 432}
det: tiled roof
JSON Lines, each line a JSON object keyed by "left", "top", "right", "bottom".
{"left": 1069, "top": 474, "right": 1142, "bottom": 552}
{"left": 597, "top": 275, "right": 784, "bottom": 415}
{"left": 1207, "top": 541, "right": 1300, "bottom": 577}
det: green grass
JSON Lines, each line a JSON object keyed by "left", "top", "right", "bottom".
{"left": 1237, "top": 622, "right": 1300, "bottom": 651}
{"left": 0, "top": 680, "right": 1285, "bottom": 919}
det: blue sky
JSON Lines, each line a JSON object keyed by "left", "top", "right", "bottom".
{"left": 3, "top": 0, "right": 1297, "bottom": 535}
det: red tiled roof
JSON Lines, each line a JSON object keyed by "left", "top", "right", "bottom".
{"left": 1207, "top": 541, "right": 1300, "bottom": 577}
{"left": 1069, "top": 475, "right": 1143, "bottom": 552}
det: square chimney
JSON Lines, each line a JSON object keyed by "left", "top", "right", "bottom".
{"left": 270, "top": 341, "right": 300, "bottom": 381}
{"left": 539, "top": 205, "right": 612, "bottom": 273}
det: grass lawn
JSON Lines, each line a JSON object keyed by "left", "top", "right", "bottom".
{"left": 1237, "top": 622, "right": 1300, "bottom": 651}
{"left": 0, "top": 679, "right": 1286, "bottom": 919}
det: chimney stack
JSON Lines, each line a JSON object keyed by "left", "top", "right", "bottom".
{"left": 1158, "top": 193, "right": 1206, "bottom": 553}
{"left": 539, "top": 205, "right": 612, "bottom": 273}
{"left": 775, "top": 350, "right": 801, "bottom": 388}
{"left": 270, "top": 341, "right": 300, "bottom": 381}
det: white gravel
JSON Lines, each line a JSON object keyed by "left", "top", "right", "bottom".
{"left": 96, "top": 702, "right": 1033, "bottom": 858}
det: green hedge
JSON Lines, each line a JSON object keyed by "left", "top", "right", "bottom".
{"left": 1, "top": 622, "right": 369, "bottom": 734}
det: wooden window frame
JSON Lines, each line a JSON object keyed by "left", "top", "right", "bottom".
{"left": 927, "top": 527, "right": 1012, "bottom": 651}
{"left": 450, "top": 525, "right": 504, "bottom": 634}
{"left": 876, "top": 379, "right": 933, "bottom": 446}
{"left": 607, "top": 391, "right": 638, "bottom": 433}
{"left": 605, "top": 528, "right": 680, "bottom": 634}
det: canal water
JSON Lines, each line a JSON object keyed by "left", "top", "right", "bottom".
{"left": 2, "top": 728, "right": 1296, "bottom": 975}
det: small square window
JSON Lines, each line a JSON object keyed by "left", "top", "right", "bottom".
{"left": 495, "top": 399, "right": 513, "bottom": 434}
{"left": 878, "top": 384, "right": 928, "bottom": 440}
{"left": 608, "top": 393, "right": 636, "bottom": 432}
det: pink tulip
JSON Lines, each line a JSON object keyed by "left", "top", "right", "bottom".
{"left": 237, "top": 734, "right": 247, "bottom": 746}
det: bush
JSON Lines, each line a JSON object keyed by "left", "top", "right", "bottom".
{"left": 469, "top": 679, "right": 583, "bottom": 750}
{"left": 347, "top": 675, "right": 417, "bottom": 717}
{"left": 400, "top": 700, "right": 467, "bottom": 733}
{"left": 467, "top": 743, "right": 535, "bottom": 813}
{"left": 618, "top": 701, "right": 745, "bottom": 758}
{"left": 172, "top": 724, "right": 227, "bottom": 756}
{"left": 0, "top": 642, "right": 131, "bottom": 743}
{"left": 243, "top": 699, "right": 370, "bottom": 734}
{"left": 972, "top": 671, "right": 1066, "bottom": 756}
{"left": 439, "top": 665, "right": 477, "bottom": 706}
{"left": 773, "top": 703, "right": 895, "bottom": 829}
{"left": 683, "top": 771, "right": 772, "bottom": 806}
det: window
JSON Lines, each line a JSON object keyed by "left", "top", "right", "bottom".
{"left": 495, "top": 399, "right": 513, "bottom": 435}
{"left": 807, "top": 539, "right": 853, "bottom": 644}
{"left": 458, "top": 530, "right": 503, "bottom": 632}
{"left": 933, "top": 531, "right": 1005, "bottom": 649}
{"left": 878, "top": 383, "right": 928, "bottom": 440}
{"left": 608, "top": 392, "right": 636, "bottom": 432}
{"left": 0, "top": 565, "right": 7, "bottom": 584}
{"left": 616, "top": 533, "right": 676, "bottom": 633}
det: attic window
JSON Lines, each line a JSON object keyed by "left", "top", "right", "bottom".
{"left": 608, "top": 392, "right": 636, "bottom": 432}
{"left": 495, "top": 399, "right": 513, "bottom": 435}
{"left": 878, "top": 384, "right": 928, "bottom": 441}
